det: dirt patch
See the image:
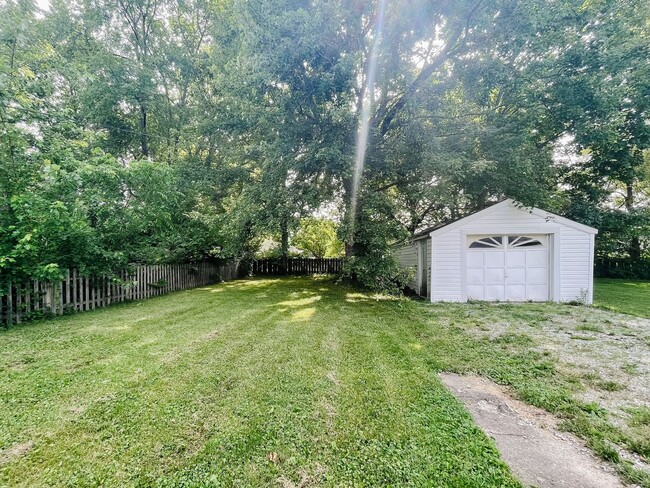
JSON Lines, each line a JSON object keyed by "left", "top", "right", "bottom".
{"left": 276, "top": 464, "right": 325, "bottom": 487}
{"left": 471, "top": 307, "right": 650, "bottom": 408}
{"left": 466, "top": 305, "right": 650, "bottom": 469}
{"left": 160, "top": 348, "right": 181, "bottom": 364}
{"left": 440, "top": 373, "right": 623, "bottom": 488}
{"left": 202, "top": 330, "right": 220, "bottom": 340}
{"left": 67, "top": 402, "right": 87, "bottom": 416}
{"left": 0, "top": 441, "right": 33, "bottom": 466}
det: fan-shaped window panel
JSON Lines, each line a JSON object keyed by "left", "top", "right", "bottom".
{"left": 508, "top": 236, "right": 544, "bottom": 248}
{"left": 468, "top": 236, "right": 504, "bottom": 249}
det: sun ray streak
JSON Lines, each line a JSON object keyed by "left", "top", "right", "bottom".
{"left": 349, "top": 0, "right": 387, "bottom": 242}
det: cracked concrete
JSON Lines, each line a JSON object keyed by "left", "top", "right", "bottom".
{"left": 440, "top": 373, "right": 625, "bottom": 488}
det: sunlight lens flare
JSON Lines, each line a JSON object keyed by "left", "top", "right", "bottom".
{"left": 349, "top": 0, "right": 387, "bottom": 240}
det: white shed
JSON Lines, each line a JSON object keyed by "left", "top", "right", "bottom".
{"left": 393, "top": 199, "right": 598, "bottom": 303}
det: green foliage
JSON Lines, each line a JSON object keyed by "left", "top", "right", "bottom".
{"left": 341, "top": 254, "right": 413, "bottom": 295}
{"left": 0, "top": 0, "right": 648, "bottom": 287}
{"left": 291, "top": 218, "right": 343, "bottom": 258}
{"left": 339, "top": 192, "right": 412, "bottom": 294}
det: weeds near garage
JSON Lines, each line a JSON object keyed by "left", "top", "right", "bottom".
{"left": 561, "top": 413, "right": 650, "bottom": 485}
{"left": 621, "top": 363, "right": 638, "bottom": 374}
{"left": 626, "top": 407, "right": 650, "bottom": 427}
{"left": 582, "top": 372, "right": 601, "bottom": 382}
{"left": 624, "top": 407, "right": 650, "bottom": 460}
{"left": 490, "top": 332, "right": 534, "bottom": 346}
{"left": 432, "top": 300, "right": 650, "bottom": 486}
{"left": 576, "top": 324, "right": 604, "bottom": 333}
{"left": 597, "top": 380, "right": 626, "bottom": 392}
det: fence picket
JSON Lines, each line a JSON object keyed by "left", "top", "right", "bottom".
{"left": 122, "top": 270, "right": 126, "bottom": 302}
{"left": 15, "top": 284, "right": 21, "bottom": 324}
{"left": 251, "top": 258, "right": 342, "bottom": 276}
{"left": 148, "top": 266, "right": 152, "bottom": 298}
{"left": 1, "top": 261, "right": 241, "bottom": 327}
{"left": 71, "top": 272, "right": 75, "bottom": 311}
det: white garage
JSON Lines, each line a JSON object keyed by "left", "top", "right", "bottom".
{"left": 393, "top": 199, "right": 598, "bottom": 303}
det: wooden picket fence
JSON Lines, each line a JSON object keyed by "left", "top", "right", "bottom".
{"left": 252, "top": 258, "right": 343, "bottom": 275}
{"left": 0, "top": 261, "right": 241, "bottom": 327}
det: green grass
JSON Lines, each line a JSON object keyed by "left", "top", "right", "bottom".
{"left": 1, "top": 277, "right": 648, "bottom": 486}
{"left": 0, "top": 278, "right": 519, "bottom": 487}
{"left": 594, "top": 278, "right": 650, "bottom": 318}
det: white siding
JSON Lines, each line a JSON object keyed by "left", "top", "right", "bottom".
{"left": 429, "top": 200, "right": 596, "bottom": 303}
{"left": 560, "top": 228, "right": 593, "bottom": 303}
{"left": 432, "top": 229, "right": 462, "bottom": 301}
{"left": 393, "top": 242, "right": 418, "bottom": 291}
{"left": 453, "top": 204, "right": 551, "bottom": 231}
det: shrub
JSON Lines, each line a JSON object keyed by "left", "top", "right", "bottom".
{"left": 341, "top": 254, "right": 413, "bottom": 295}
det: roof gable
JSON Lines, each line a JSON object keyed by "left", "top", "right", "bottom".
{"left": 429, "top": 199, "right": 597, "bottom": 237}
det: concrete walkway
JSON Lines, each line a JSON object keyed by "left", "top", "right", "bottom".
{"left": 440, "top": 373, "right": 624, "bottom": 488}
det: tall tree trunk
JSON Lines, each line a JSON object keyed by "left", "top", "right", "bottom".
{"left": 629, "top": 236, "right": 641, "bottom": 260}
{"left": 342, "top": 174, "right": 355, "bottom": 257}
{"left": 140, "top": 104, "right": 149, "bottom": 158}
{"left": 280, "top": 218, "right": 289, "bottom": 258}
{"left": 625, "top": 183, "right": 641, "bottom": 260}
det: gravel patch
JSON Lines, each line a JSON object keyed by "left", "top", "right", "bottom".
{"left": 465, "top": 304, "right": 650, "bottom": 475}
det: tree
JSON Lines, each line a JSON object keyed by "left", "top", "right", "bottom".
{"left": 292, "top": 218, "right": 343, "bottom": 258}
{"left": 523, "top": 0, "right": 650, "bottom": 260}
{"left": 1, "top": 0, "right": 648, "bottom": 288}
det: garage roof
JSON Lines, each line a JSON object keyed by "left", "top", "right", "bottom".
{"left": 409, "top": 199, "right": 597, "bottom": 242}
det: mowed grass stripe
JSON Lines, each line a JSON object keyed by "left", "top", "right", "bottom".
{"left": 158, "top": 279, "right": 338, "bottom": 485}
{"left": 2, "top": 277, "right": 523, "bottom": 486}
{"left": 1, "top": 282, "right": 274, "bottom": 454}
{"left": 4, "top": 279, "right": 333, "bottom": 485}
{"left": 325, "top": 297, "right": 518, "bottom": 486}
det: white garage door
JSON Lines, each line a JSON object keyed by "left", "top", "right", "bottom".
{"left": 465, "top": 235, "right": 549, "bottom": 302}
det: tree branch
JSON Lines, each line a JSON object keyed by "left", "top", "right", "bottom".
{"left": 376, "top": 24, "right": 464, "bottom": 137}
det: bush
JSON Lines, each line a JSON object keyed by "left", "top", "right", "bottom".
{"left": 338, "top": 191, "right": 411, "bottom": 294}
{"left": 341, "top": 254, "right": 413, "bottom": 295}
{"left": 595, "top": 258, "right": 650, "bottom": 280}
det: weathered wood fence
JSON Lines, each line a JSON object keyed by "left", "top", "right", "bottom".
{"left": 1, "top": 261, "right": 241, "bottom": 327}
{"left": 252, "top": 258, "right": 343, "bottom": 275}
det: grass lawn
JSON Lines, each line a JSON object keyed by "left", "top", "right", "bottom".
{"left": 595, "top": 278, "right": 650, "bottom": 318}
{"left": 1, "top": 277, "right": 648, "bottom": 486}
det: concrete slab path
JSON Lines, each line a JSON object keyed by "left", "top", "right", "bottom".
{"left": 440, "top": 373, "right": 625, "bottom": 488}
